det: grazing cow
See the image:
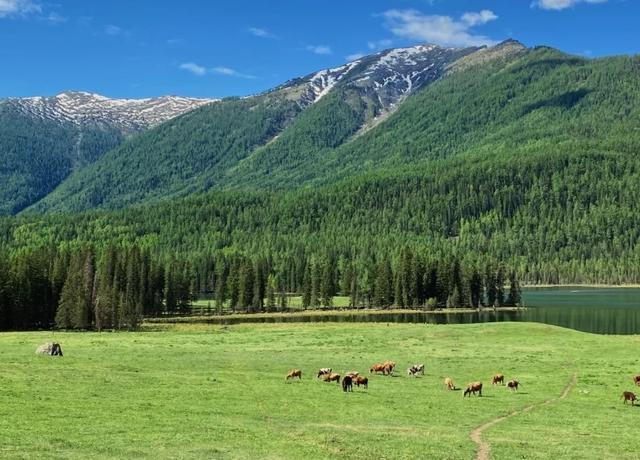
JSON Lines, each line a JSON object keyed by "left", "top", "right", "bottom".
{"left": 383, "top": 361, "right": 396, "bottom": 373}
{"left": 323, "top": 373, "right": 341, "bottom": 383}
{"left": 492, "top": 373, "right": 505, "bottom": 385}
{"left": 507, "top": 379, "right": 520, "bottom": 392}
{"left": 407, "top": 364, "right": 425, "bottom": 376}
{"left": 370, "top": 364, "right": 386, "bottom": 374}
{"left": 355, "top": 375, "right": 368, "bottom": 389}
{"left": 444, "top": 377, "right": 455, "bottom": 391}
{"left": 342, "top": 375, "right": 353, "bottom": 392}
{"left": 463, "top": 382, "right": 483, "bottom": 397}
{"left": 286, "top": 369, "right": 302, "bottom": 381}
{"left": 633, "top": 375, "right": 640, "bottom": 386}
{"left": 622, "top": 391, "right": 637, "bottom": 406}
{"left": 317, "top": 368, "right": 332, "bottom": 378}
{"left": 383, "top": 363, "right": 394, "bottom": 376}
{"left": 35, "top": 342, "right": 63, "bottom": 356}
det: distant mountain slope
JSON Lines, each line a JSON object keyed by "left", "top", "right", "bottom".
{"left": 9, "top": 91, "right": 216, "bottom": 132}
{"left": 0, "top": 92, "right": 215, "bottom": 214}
{"left": 25, "top": 41, "right": 640, "bottom": 215}
{"left": 227, "top": 44, "right": 640, "bottom": 188}
{"left": 29, "top": 42, "right": 504, "bottom": 213}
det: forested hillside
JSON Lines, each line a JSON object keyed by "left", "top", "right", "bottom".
{"left": 0, "top": 93, "right": 213, "bottom": 215}
{"left": 2, "top": 41, "right": 640, "bottom": 329}
{"left": 30, "top": 42, "right": 504, "bottom": 212}
{"left": 0, "top": 105, "right": 123, "bottom": 214}
{"left": 30, "top": 45, "right": 640, "bottom": 213}
{"left": 30, "top": 94, "right": 303, "bottom": 212}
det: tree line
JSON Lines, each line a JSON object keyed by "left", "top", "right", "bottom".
{"left": 0, "top": 245, "right": 521, "bottom": 331}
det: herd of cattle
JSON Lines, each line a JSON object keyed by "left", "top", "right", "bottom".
{"left": 288, "top": 363, "right": 640, "bottom": 406}
{"left": 286, "top": 362, "right": 522, "bottom": 396}
{"left": 33, "top": 341, "right": 640, "bottom": 405}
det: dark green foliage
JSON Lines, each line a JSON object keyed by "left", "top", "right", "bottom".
{"left": 2, "top": 47, "right": 640, "bottom": 331}
{"left": 26, "top": 48, "right": 640, "bottom": 216}
{"left": 31, "top": 95, "right": 302, "bottom": 212}
{"left": 507, "top": 272, "right": 522, "bottom": 307}
{"left": 0, "top": 106, "right": 123, "bottom": 214}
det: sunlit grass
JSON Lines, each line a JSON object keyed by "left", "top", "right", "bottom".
{"left": 0, "top": 322, "right": 637, "bottom": 458}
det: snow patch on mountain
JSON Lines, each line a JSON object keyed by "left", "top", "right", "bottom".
{"left": 8, "top": 91, "right": 217, "bottom": 132}
{"left": 306, "top": 60, "right": 362, "bottom": 103}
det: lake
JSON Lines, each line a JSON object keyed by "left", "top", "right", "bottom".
{"left": 519, "top": 287, "right": 640, "bottom": 334}
{"left": 208, "top": 288, "right": 640, "bottom": 335}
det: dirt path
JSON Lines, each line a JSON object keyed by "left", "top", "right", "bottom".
{"left": 470, "top": 373, "right": 577, "bottom": 460}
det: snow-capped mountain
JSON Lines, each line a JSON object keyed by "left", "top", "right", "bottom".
{"left": 0, "top": 40, "right": 528, "bottom": 215}
{"left": 277, "top": 40, "right": 525, "bottom": 117}
{"left": 5, "top": 91, "right": 217, "bottom": 132}
{"left": 0, "top": 91, "right": 216, "bottom": 214}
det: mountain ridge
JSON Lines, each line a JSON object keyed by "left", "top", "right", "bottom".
{"left": 26, "top": 40, "right": 530, "bottom": 213}
{"left": 5, "top": 91, "right": 217, "bottom": 133}
{"left": 0, "top": 91, "right": 217, "bottom": 214}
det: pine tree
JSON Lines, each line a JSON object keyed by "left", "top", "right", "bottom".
{"left": 214, "top": 260, "right": 228, "bottom": 313}
{"left": 319, "top": 257, "right": 334, "bottom": 307}
{"left": 302, "top": 262, "right": 311, "bottom": 310}
{"left": 469, "top": 269, "right": 483, "bottom": 308}
{"left": 252, "top": 260, "right": 265, "bottom": 312}
{"left": 496, "top": 264, "right": 506, "bottom": 307}
{"left": 94, "top": 246, "right": 118, "bottom": 331}
{"left": 373, "top": 257, "right": 393, "bottom": 308}
{"left": 507, "top": 271, "right": 522, "bottom": 306}
{"left": 485, "top": 265, "right": 497, "bottom": 307}
{"left": 164, "top": 261, "right": 178, "bottom": 314}
{"left": 266, "top": 274, "right": 277, "bottom": 312}
{"left": 56, "top": 254, "right": 84, "bottom": 329}
{"left": 309, "top": 258, "right": 320, "bottom": 309}
{"left": 349, "top": 270, "right": 359, "bottom": 308}
{"left": 237, "top": 258, "right": 254, "bottom": 312}
{"left": 0, "top": 254, "right": 12, "bottom": 330}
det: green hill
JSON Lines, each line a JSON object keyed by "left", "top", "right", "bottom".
{"left": 29, "top": 45, "right": 640, "bottom": 217}
{"left": 0, "top": 105, "right": 123, "bottom": 214}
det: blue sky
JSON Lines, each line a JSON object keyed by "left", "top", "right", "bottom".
{"left": 0, "top": 0, "right": 635, "bottom": 99}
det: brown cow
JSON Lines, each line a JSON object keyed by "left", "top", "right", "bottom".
{"left": 383, "top": 361, "right": 396, "bottom": 373}
{"left": 317, "top": 368, "right": 332, "bottom": 378}
{"left": 323, "top": 373, "right": 341, "bottom": 383}
{"left": 355, "top": 375, "right": 368, "bottom": 389}
{"left": 342, "top": 375, "right": 353, "bottom": 392}
{"left": 507, "top": 379, "right": 520, "bottom": 392}
{"left": 286, "top": 369, "right": 302, "bottom": 381}
{"left": 464, "top": 382, "right": 483, "bottom": 397}
{"left": 492, "top": 373, "right": 505, "bottom": 385}
{"left": 383, "top": 363, "right": 394, "bottom": 376}
{"left": 622, "top": 391, "right": 637, "bottom": 406}
{"left": 370, "top": 364, "right": 386, "bottom": 374}
{"left": 345, "top": 371, "right": 359, "bottom": 379}
{"left": 633, "top": 375, "right": 640, "bottom": 386}
{"left": 444, "top": 377, "right": 455, "bottom": 391}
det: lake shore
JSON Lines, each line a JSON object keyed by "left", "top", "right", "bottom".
{"left": 146, "top": 306, "right": 525, "bottom": 323}
{"left": 523, "top": 284, "right": 640, "bottom": 288}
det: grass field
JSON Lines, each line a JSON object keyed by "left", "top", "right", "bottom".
{"left": 190, "top": 296, "right": 352, "bottom": 313}
{"left": 1, "top": 322, "right": 639, "bottom": 459}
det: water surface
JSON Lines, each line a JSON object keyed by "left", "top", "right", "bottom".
{"left": 210, "top": 288, "right": 640, "bottom": 335}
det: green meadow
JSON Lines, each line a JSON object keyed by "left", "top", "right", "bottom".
{"left": 1, "top": 322, "right": 638, "bottom": 459}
